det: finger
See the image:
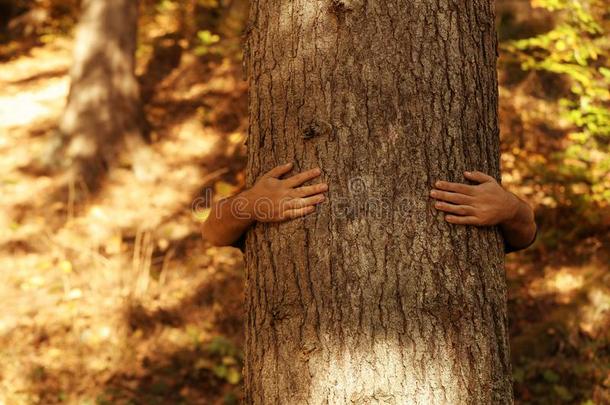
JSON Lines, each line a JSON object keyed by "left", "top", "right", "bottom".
{"left": 445, "top": 215, "right": 480, "bottom": 225}
{"left": 434, "top": 202, "right": 474, "bottom": 216}
{"left": 285, "top": 194, "right": 325, "bottom": 209}
{"left": 429, "top": 189, "right": 472, "bottom": 205}
{"left": 264, "top": 162, "right": 293, "bottom": 178}
{"left": 464, "top": 171, "right": 494, "bottom": 184}
{"left": 295, "top": 183, "right": 328, "bottom": 197}
{"left": 284, "top": 168, "right": 322, "bottom": 187}
{"left": 281, "top": 205, "right": 316, "bottom": 220}
{"left": 435, "top": 180, "right": 476, "bottom": 195}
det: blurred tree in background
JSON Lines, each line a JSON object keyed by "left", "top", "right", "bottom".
{"left": 57, "top": 0, "right": 145, "bottom": 191}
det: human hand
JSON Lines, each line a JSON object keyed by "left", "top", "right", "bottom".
{"left": 243, "top": 162, "right": 328, "bottom": 222}
{"left": 430, "top": 171, "right": 520, "bottom": 226}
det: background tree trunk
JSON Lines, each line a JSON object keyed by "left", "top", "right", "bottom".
{"left": 244, "top": 0, "right": 512, "bottom": 404}
{"left": 58, "top": 0, "right": 144, "bottom": 189}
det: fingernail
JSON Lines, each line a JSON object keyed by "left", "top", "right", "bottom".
{"left": 430, "top": 190, "right": 436, "bottom": 197}
{"left": 315, "top": 168, "right": 321, "bottom": 174}
{"left": 286, "top": 162, "right": 293, "bottom": 166}
{"left": 435, "top": 181, "right": 441, "bottom": 187}
{"left": 464, "top": 171, "right": 471, "bottom": 175}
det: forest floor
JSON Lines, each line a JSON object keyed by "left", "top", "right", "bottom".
{"left": 0, "top": 38, "right": 608, "bottom": 405}
{"left": 0, "top": 37, "right": 248, "bottom": 404}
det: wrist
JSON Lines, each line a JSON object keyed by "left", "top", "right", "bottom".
{"left": 237, "top": 188, "right": 258, "bottom": 223}
{"left": 503, "top": 191, "right": 522, "bottom": 224}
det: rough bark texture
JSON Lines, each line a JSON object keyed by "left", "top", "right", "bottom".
{"left": 244, "top": 1, "right": 512, "bottom": 404}
{"left": 59, "top": 0, "right": 143, "bottom": 188}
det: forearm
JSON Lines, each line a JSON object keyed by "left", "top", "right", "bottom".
{"left": 200, "top": 163, "right": 327, "bottom": 247}
{"left": 500, "top": 194, "right": 537, "bottom": 251}
{"left": 201, "top": 192, "right": 255, "bottom": 247}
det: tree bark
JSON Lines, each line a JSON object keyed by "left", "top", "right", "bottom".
{"left": 244, "top": 1, "right": 512, "bottom": 404}
{"left": 59, "top": 0, "right": 144, "bottom": 189}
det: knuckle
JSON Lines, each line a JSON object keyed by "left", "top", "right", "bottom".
{"left": 453, "top": 196, "right": 465, "bottom": 204}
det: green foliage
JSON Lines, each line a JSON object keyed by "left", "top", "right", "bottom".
{"left": 145, "top": 0, "right": 245, "bottom": 58}
{"left": 206, "top": 336, "right": 241, "bottom": 358}
{"left": 505, "top": 0, "right": 610, "bottom": 206}
{"left": 542, "top": 368, "right": 561, "bottom": 383}
{"left": 195, "top": 29, "right": 220, "bottom": 56}
{"left": 200, "top": 336, "right": 243, "bottom": 385}
{"left": 223, "top": 391, "right": 239, "bottom": 405}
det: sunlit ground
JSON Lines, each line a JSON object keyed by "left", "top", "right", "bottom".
{"left": 0, "top": 34, "right": 608, "bottom": 405}
{"left": 0, "top": 37, "right": 248, "bottom": 404}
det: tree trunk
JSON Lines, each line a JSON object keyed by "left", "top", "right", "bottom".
{"left": 244, "top": 1, "right": 512, "bottom": 404}
{"left": 59, "top": 0, "right": 144, "bottom": 189}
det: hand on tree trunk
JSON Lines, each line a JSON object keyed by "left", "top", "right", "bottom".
{"left": 430, "top": 170, "right": 537, "bottom": 251}
{"left": 242, "top": 162, "right": 328, "bottom": 222}
{"left": 204, "top": 166, "right": 537, "bottom": 253}
{"left": 201, "top": 162, "right": 327, "bottom": 247}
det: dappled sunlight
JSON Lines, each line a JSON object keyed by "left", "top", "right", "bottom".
{"left": 580, "top": 287, "right": 610, "bottom": 339}
{"left": 0, "top": 130, "right": 55, "bottom": 172}
{"left": 528, "top": 266, "right": 586, "bottom": 302}
{"left": 0, "top": 38, "right": 70, "bottom": 131}
{"left": 0, "top": 38, "right": 71, "bottom": 84}
{"left": 507, "top": 254, "right": 610, "bottom": 403}
{"left": 0, "top": 21, "right": 248, "bottom": 401}
{"left": 0, "top": 78, "right": 68, "bottom": 128}
{"left": 305, "top": 337, "right": 479, "bottom": 404}
{"left": 169, "top": 118, "right": 219, "bottom": 158}
{"left": 0, "top": 0, "right": 608, "bottom": 403}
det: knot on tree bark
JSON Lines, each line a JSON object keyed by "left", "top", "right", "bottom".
{"left": 329, "top": 0, "right": 363, "bottom": 19}
{"left": 302, "top": 119, "right": 333, "bottom": 140}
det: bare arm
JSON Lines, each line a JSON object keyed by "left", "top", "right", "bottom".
{"left": 498, "top": 192, "right": 537, "bottom": 251}
{"left": 201, "top": 162, "right": 328, "bottom": 247}
{"left": 429, "top": 171, "right": 537, "bottom": 252}
{"left": 201, "top": 192, "right": 256, "bottom": 247}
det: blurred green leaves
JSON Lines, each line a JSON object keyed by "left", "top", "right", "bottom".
{"left": 504, "top": 0, "right": 610, "bottom": 205}
{"left": 199, "top": 336, "right": 242, "bottom": 385}
{"left": 195, "top": 29, "right": 220, "bottom": 56}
